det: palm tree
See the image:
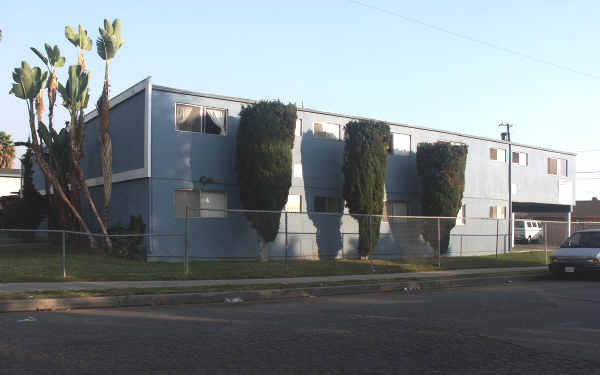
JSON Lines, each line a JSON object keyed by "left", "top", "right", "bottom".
{"left": 9, "top": 61, "right": 94, "bottom": 243}
{"left": 0, "top": 131, "right": 16, "bottom": 168}
{"left": 96, "top": 18, "right": 124, "bottom": 227}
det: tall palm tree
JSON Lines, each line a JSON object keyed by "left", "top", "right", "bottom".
{"left": 9, "top": 61, "right": 94, "bottom": 244}
{"left": 0, "top": 131, "right": 16, "bottom": 168}
{"left": 96, "top": 18, "right": 124, "bottom": 227}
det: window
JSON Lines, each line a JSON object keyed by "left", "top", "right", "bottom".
{"left": 313, "top": 122, "right": 340, "bottom": 140}
{"left": 560, "top": 159, "right": 568, "bottom": 177}
{"left": 489, "top": 147, "right": 506, "bottom": 162}
{"left": 383, "top": 201, "right": 409, "bottom": 223}
{"left": 293, "top": 163, "right": 303, "bottom": 178}
{"left": 489, "top": 205, "right": 507, "bottom": 219}
{"left": 295, "top": 118, "right": 302, "bottom": 137}
{"left": 548, "top": 158, "right": 568, "bottom": 176}
{"left": 174, "top": 189, "right": 227, "bottom": 218}
{"left": 391, "top": 133, "right": 411, "bottom": 154}
{"left": 512, "top": 152, "right": 527, "bottom": 166}
{"left": 285, "top": 194, "right": 302, "bottom": 212}
{"left": 175, "top": 104, "right": 227, "bottom": 135}
{"left": 456, "top": 205, "right": 466, "bottom": 225}
{"left": 314, "top": 196, "right": 341, "bottom": 213}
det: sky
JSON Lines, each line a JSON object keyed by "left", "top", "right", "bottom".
{"left": 1, "top": 0, "right": 599, "bottom": 199}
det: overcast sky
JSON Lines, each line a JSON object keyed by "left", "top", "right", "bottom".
{"left": 1, "top": 0, "right": 599, "bottom": 198}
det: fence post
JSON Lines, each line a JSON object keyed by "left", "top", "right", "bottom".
{"left": 285, "top": 211, "right": 288, "bottom": 273}
{"left": 495, "top": 219, "right": 499, "bottom": 259}
{"left": 436, "top": 217, "right": 441, "bottom": 268}
{"left": 544, "top": 221, "right": 548, "bottom": 258}
{"left": 62, "top": 230, "right": 66, "bottom": 279}
{"left": 184, "top": 206, "right": 189, "bottom": 275}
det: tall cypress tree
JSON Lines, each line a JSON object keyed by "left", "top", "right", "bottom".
{"left": 235, "top": 101, "right": 297, "bottom": 261}
{"left": 342, "top": 120, "right": 391, "bottom": 258}
{"left": 416, "top": 142, "right": 468, "bottom": 253}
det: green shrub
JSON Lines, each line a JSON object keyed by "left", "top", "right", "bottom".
{"left": 342, "top": 120, "right": 391, "bottom": 257}
{"left": 416, "top": 142, "right": 468, "bottom": 253}
{"left": 235, "top": 100, "right": 297, "bottom": 261}
{"left": 109, "top": 215, "right": 146, "bottom": 260}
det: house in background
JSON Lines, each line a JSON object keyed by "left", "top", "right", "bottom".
{"left": 34, "top": 77, "right": 577, "bottom": 260}
{"left": 0, "top": 168, "right": 21, "bottom": 209}
{"left": 573, "top": 198, "right": 600, "bottom": 222}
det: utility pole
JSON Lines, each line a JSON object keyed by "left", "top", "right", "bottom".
{"left": 499, "top": 123, "right": 513, "bottom": 251}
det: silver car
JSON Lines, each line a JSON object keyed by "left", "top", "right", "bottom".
{"left": 549, "top": 229, "right": 600, "bottom": 278}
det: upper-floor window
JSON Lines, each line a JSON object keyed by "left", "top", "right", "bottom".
{"left": 295, "top": 118, "right": 302, "bottom": 137}
{"left": 313, "top": 122, "right": 340, "bottom": 140}
{"left": 391, "top": 133, "right": 411, "bottom": 155}
{"left": 314, "top": 196, "right": 341, "bottom": 213}
{"left": 489, "top": 205, "right": 506, "bottom": 219}
{"left": 512, "top": 152, "right": 527, "bottom": 166}
{"left": 489, "top": 147, "right": 506, "bottom": 162}
{"left": 175, "top": 103, "right": 227, "bottom": 135}
{"left": 548, "top": 158, "right": 568, "bottom": 176}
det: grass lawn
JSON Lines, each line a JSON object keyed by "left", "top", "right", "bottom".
{"left": 0, "top": 235, "right": 548, "bottom": 283}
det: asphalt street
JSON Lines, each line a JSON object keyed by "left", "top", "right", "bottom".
{"left": 2, "top": 279, "right": 600, "bottom": 374}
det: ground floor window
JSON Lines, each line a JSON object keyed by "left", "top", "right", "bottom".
{"left": 314, "top": 196, "right": 341, "bottom": 213}
{"left": 285, "top": 194, "right": 302, "bottom": 212}
{"left": 383, "top": 200, "right": 409, "bottom": 223}
{"left": 456, "top": 205, "right": 466, "bottom": 225}
{"left": 174, "top": 189, "right": 227, "bottom": 218}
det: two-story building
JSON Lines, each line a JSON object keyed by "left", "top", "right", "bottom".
{"left": 35, "top": 77, "right": 576, "bottom": 260}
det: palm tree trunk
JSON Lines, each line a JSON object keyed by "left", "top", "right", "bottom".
{"left": 27, "top": 104, "right": 95, "bottom": 246}
{"left": 72, "top": 157, "right": 112, "bottom": 249}
{"left": 99, "top": 62, "right": 112, "bottom": 228}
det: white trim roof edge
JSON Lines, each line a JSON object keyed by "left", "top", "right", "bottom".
{"left": 153, "top": 84, "right": 575, "bottom": 157}
{"left": 84, "top": 77, "right": 152, "bottom": 123}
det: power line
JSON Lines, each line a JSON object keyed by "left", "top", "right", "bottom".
{"left": 347, "top": 0, "right": 600, "bottom": 80}
{"left": 576, "top": 149, "right": 600, "bottom": 153}
{"left": 577, "top": 170, "right": 600, "bottom": 174}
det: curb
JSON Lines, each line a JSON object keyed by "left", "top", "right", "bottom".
{"left": 0, "top": 274, "right": 545, "bottom": 313}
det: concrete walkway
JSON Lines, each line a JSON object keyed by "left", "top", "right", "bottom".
{"left": 0, "top": 266, "right": 546, "bottom": 293}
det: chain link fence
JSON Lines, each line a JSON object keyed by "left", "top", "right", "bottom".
{"left": 2, "top": 215, "right": 595, "bottom": 281}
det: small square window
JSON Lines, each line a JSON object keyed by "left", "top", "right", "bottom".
{"left": 176, "top": 104, "right": 202, "bottom": 132}
{"left": 490, "top": 148, "right": 506, "bottom": 162}
{"left": 204, "top": 108, "right": 227, "bottom": 135}
{"left": 489, "top": 205, "right": 506, "bottom": 219}
{"left": 313, "top": 122, "right": 340, "bottom": 140}
{"left": 285, "top": 194, "right": 302, "bottom": 212}
{"left": 547, "top": 158, "right": 558, "bottom": 175}
{"left": 314, "top": 196, "right": 341, "bottom": 213}
{"left": 384, "top": 200, "right": 409, "bottom": 223}
{"left": 392, "top": 133, "right": 411, "bottom": 155}
{"left": 295, "top": 118, "right": 302, "bottom": 137}
{"left": 456, "top": 205, "right": 466, "bottom": 225}
{"left": 512, "top": 152, "right": 527, "bottom": 166}
{"left": 174, "top": 189, "right": 227, "bottom": 218}
{"left": 293, "top": 163, "right": 303, "bottom": 178}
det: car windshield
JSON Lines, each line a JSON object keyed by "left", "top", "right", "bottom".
{"left": 560, "top": 232, "right": 600, "bottom": 248}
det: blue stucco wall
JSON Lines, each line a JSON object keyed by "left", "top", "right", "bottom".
{"left": 83, "top": 91, "right": 146, "bottom": 179}
{"left": 144, "top": 86, "right": 575, "bottom": 261}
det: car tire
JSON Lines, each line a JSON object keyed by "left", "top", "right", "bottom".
{"left": 550, "top": 268, "right": 563, "bottom": 280}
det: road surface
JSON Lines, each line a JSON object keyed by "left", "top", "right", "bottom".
{"left": 2, "top": 279, "right": 600, "bottom": 374}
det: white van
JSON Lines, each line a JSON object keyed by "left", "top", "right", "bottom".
{"left": 515, "top": 220, "right": 544, "bottom": 243}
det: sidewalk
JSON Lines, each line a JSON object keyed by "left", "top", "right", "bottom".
{"left": 0, "top": 266, "right": 546, "bottom": 293}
